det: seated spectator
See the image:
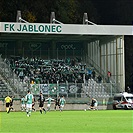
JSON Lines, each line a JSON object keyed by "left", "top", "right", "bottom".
{"left": 92, "top": 70, "right": 96, "bottom": 79}
{"left": 97, "top": 75, "right": 102, "bottom": 83}
{"left": 7, "top": 56, "right": 91, "bottom": 84}
{"left": 18, "top": 70, "right": 24, "bottom": 82}
{"left": 87, "top": 68, "right": 92, "bottom": 79}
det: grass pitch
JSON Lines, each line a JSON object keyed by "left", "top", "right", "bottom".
{"left": 0, "top": 110, "right": 133, "bottom": 133}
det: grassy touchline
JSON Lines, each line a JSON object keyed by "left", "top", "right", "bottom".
{"left": 0, "top": 110, "right": 133, "bottom": 133}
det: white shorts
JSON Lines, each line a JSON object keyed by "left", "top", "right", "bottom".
{"left": 94, "top": 103, "right": 98, "bottom": 107}
{"left": 47, "top": 104, "right": 51, "bottom": 107}
{"left": 26, "top": 104, "right": 32, "bottom": 109}
{"left": 21, "top": 104, "right": 25, "bottom": 108}
{"left": 60, "top": 105, "right": 64, "bottom": 108}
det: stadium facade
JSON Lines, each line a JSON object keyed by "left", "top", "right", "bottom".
{"left": 0, "top": 12, "right": 133, "bottom": 101}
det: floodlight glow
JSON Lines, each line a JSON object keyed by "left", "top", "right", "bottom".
{"left": 85, "top": 19, "right": 97, "bottom": 25}
{"left": 52, "top": 19, "right": 63, "bottom": 24}
{"left": 19, "top": 17, "right": 29, "bottom": 23}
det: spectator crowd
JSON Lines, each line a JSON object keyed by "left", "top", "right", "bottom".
{"left": 6, "top": 56, "right": 101, "bottom": 84}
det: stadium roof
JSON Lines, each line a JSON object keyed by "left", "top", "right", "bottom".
{"left": 0, "top": 22, "right": 133, "bottom": 35}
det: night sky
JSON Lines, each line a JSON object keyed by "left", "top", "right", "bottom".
{"left": 92, "top": 0, "right": 133, "bottom": 25}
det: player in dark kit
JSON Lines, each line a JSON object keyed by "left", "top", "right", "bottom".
{"left": 89, "top": 98, "right": 98, "bottom": 110}
{"left": 54, "top": 96, "right": 60, "bottom": 111}
{"left": 38, "top": 92, "right": 46, "bottom": 114}
{"left": 32, "top": 97, "right": 36, "bottom": 111}
{"left": 9, "top": 96, "right": 14, "bottom": 111}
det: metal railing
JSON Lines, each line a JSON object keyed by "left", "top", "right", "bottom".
{"left": 83, "top": 54, "right": 121, "bottom": 93}
{"left": 0, "top": 57, "right": 28, "bottom": 98}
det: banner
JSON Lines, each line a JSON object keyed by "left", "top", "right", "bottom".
{"left": 30, "top": 83, "right": 80, "bottom": 95}
{"left": 30, "top": 84, "right": 40, "bottom": 95}
{"left": 40, "top": 84, "right": 49, "bottom": 94}
{"left": 49, "top": 84, "right": 57, "bottom": 95}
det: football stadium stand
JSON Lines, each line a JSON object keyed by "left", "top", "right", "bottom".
{"left": 0, "top": 11, "right": 127, "bottom": 106}
{"left": 0, "top": 55, "right": 118, "bottom": 101}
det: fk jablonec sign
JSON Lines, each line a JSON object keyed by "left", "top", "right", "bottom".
{"left": 3, "top": 23, "right": 62, "bottom": 33}
{"left": 0, "top": 22, "right": 133, "bottom": 35}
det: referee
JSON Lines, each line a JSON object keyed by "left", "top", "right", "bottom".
{"left": 5, "top": 95, "right": 12, "bottom": 113}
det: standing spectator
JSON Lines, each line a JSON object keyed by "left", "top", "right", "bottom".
{"left": 97, "top": 75, "right": 102, "bottom": 83}
{"left": 107, "top": 71, "right": 111, "bottom": 83}
{"left": 54, "top": 96, "right": 60, "bottom": 111}
{"left": 60, "top": 95, "right": 66, "bottom": 112}
{"left": 127, "top": 86, "right": 131, "bottom": 93}
{"left": 92, "top": 70, "right": 96, "bottom": 79}
{"left": 87, "top": 68, "right": 92, "bottom": 79}
{"left": 38, "top": 92, "right": 46, "bottom": 114}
